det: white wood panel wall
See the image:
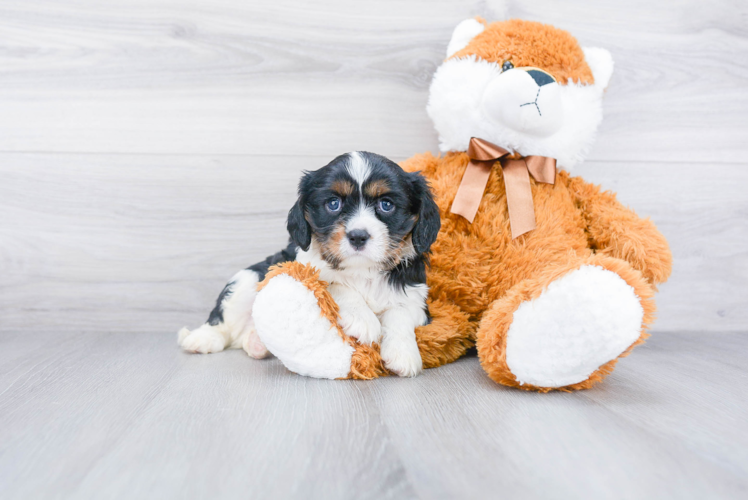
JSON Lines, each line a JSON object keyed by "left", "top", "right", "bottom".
{"left": 1, "top": 0, "right": 746, "bottom": 333}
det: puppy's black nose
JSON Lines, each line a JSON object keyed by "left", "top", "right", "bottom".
{"left": 347, "top": 229, "right": 370, "bottom": 250}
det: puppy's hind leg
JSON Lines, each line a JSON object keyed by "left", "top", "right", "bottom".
{"left": 222, "top": 269, "right": 271, "bottom": 359}
{"left": 179, "top": 242, "right": 297, "bottom": 357}
{"left": 179, "top": 269, "right": 264, "bottom": 356}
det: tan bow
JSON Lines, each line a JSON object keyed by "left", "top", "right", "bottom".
{"left": 450, "top": 137, "right": 557, "bottom": 239}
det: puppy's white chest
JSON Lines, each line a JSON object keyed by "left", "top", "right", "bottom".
{"left": 329, "top": 271, "right": 391, "bottom": 315}
{"left": 353, "top": 276, "right": 391, "bottom": 315}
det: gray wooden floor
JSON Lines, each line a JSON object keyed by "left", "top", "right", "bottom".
{"left": 1, "top": 332, "right": 747, "bottom": 499}
{"left": 1, "top": 0, "right": 748, "bottom": 498}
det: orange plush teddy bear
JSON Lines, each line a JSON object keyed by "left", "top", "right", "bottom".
{"left": 252, "top": 18, "right": 672, "bottom": 392}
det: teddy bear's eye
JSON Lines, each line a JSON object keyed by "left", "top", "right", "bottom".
{"left": 502, "top": 60, "right": 514, "bottom": 72}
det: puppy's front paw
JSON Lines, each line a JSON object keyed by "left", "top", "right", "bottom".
{"left": 380, "top": 333, "right": 423, "bottom": 377}
{"left": 178, "top": 324, "right": 226, "bottom": 354}
{"left": 338, "top": 306, "right": 381, "bottom": 345}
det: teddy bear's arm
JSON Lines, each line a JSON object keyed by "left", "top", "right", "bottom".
{"left": 567, "top": 175, "right": 672, "bottom": 285}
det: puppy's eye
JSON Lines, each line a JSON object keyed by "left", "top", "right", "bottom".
{"left": 325, "top": 197, "right": 342, "bottom": 213}
{"left": 378, "top": 199, "right": 394, "bottom": 213}
{"left": 502, "top": 60, "right": 514, "bottom": 72}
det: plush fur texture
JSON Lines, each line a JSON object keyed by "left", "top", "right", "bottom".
{"left": 257, "top": 262, "right": 388, "bottom": 380}
{"left": 504, "top": 265, "right": 645, "bottom": 388}
{"left": 253, "top": 272, "right": 355, "bottom": 379}
{"left": 475, "top": 254, "right": 656, "bottom": 392}
{"left": 445, "top": 18, "right": 486, "bottom": 58}
{"left": 428, "top": 19, "right": 613, "bottom": 168}
{"left": 449, "top": 19, "right": 595, "bottom": 84}
{"left": 251, "top": 18, "right": 673, "bottom": 391}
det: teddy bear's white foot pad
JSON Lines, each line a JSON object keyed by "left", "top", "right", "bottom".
{"left": 506, "top": 265, "right": 644, "bottom": 388}
{"left": 253, "top": 274, "right": 354, "bottom": 379}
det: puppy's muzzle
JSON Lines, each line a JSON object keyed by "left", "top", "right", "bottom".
{"left": 347, "top": 229, "right": 370, "bottom": 250}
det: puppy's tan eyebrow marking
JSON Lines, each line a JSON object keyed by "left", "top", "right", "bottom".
{"left": 331, "top": 180, "right": 354, "bottom": 196}
{"left": 364, "top": 180, "right": 390, "bottom": 197}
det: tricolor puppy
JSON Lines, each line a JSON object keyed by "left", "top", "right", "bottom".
{"left": 178, "top": 151, "right": 441, "bottom": 377}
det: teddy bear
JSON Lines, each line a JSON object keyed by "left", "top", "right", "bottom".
{"left": 250, "top": 18, "right": 672, "bottom": 392}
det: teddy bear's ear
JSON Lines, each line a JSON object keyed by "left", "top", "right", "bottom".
{"left": 445, "top": 18, "right": 486, "bottom": 58}
{"left": 583, "top": 47, "right": 614, "bottom": 90}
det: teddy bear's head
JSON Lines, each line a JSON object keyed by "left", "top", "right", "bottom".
{"left": 427, "top": 19, "right": 613, "bottom": 169}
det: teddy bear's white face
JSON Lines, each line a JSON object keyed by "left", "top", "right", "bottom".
{"left": 481, "top": 63, "right": 565, "bottom": 137}
{"left": 427, "top": 19, "right": 614, "bottom": 170}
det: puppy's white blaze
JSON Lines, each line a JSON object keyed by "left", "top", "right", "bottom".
{"left": 345, "top": 151, "right": 371, "bottom": 189}
{"left": 342, "top": 205, "right": 388, "bottom": 265}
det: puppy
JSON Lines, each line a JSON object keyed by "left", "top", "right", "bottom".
{"left": 178, "top": 151, "right": 441, "bottom": 377}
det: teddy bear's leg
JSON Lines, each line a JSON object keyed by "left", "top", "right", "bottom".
{"left": 252, "top": 262, "right": 388, "bottom": 380}
{"left": 475, "top": 255, "right": 656, "bottom": 392}
{"left": 416, "top": 298, "right": 477, "bottom": 369}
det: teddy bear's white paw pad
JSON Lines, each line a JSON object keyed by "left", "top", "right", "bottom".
{"left": 381, "top": 334, "right": 423, "bottom": 377}
{"left": 506, "top": 265, "right": 644, "bottom": 388}
{"left": 178, "top": 324, "right": 226, "bottom": 354}
{"left": 338, "top": 307, "right": 381, "bottom": 345}
{"left": 253, "top": 274, "right": 354, "bottom": 379}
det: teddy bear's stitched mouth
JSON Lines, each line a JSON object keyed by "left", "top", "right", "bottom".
{"left": 520, "top": 87, "right": 543, "bottom": 116}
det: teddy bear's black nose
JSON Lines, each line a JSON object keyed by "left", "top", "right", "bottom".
{"left": 347, "top": 229, "right": 370, "bottom": 250}
{"left": 527, "top": 69, "right": 556, "bottom": 87}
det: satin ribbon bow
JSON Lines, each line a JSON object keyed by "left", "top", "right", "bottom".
{"left": 450, "top": 137, "right": 557, "bottom": 239}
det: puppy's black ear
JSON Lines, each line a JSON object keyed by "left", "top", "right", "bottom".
{"left": 410, "top": 173, "right": 441, "bottom": 255}
{"left": 287, "top": 200, "right": 311, "bottom": 251}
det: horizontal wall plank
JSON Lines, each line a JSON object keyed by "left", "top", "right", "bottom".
{"left": 0, "top": 0, "right": 746, "bottom": 161}
{"left": 1, "top": 153, "right": 745, "bottom": 333}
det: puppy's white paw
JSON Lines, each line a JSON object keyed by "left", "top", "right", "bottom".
{"left": 178, "top": 324, "right": 226, "bottom": 354}
{"left": 380, "top": 333, "right": 423, "bottom": 377}
{"left": 242, "top": 328, "right": 271, "bottom": 359}
{"left": 177, "top": 327, "right": 191, "bottom": 344}
{"left": 338, "top": 306, "right": 382, "bottom": 345}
